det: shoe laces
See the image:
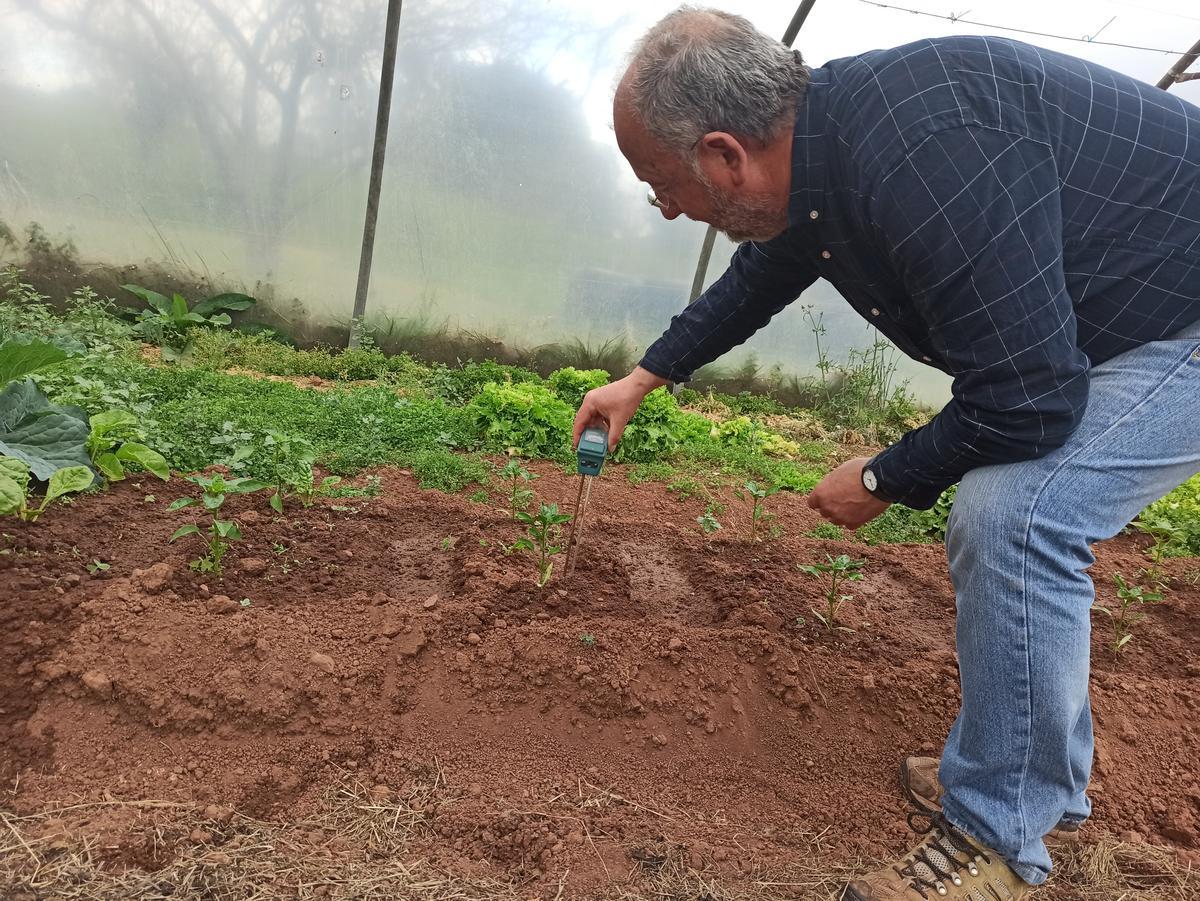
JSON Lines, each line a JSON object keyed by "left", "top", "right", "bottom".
{"left": 895, "top": 812, "right": 1014, "bottom": 900}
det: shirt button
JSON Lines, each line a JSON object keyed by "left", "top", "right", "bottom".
{"left": 870, "top": 307, "right": 881, "bottom": 316}
{"left": 809, "top": 210, "right": 820, "bottom": 220}
{"left": 821, "top": 250, "right": 832, "bottom": 260}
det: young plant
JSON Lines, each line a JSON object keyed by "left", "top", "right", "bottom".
{"left": 499, "top": 458, "right": 538, "bottom": 519}
{"left": 0, "top": 457, "right": 94, "bottom": 521}
{"left": 798, "top": 554, "right": 867, "bottom": 631}
{"left": 1132, "top": 516, "right": 1183, "bottom": 588}
{"left": 260, "top": 430, "right": 339, "bottom": 512}
{"left": 579, "top": 633, "right": 597, "bottom": 650}
{"left": 507, "top": 502, "right": 572, "bottom": 587}
{"left": 86, "top": 409, "right": 170, "bottom": 484}
{"left": 735, "top": 480, "right": 781, "bottom": 541}
{"left": 696, "top": 507, "right": 722, "bottom": 535}
{"left": 168, "top": 472, "right": 266, "bottom": 573}
{"left": 123, "top": 285, "right": 255, "bottom": 361}
{"left": 1091, "top": 573, "right": 1164, "bottom": 655}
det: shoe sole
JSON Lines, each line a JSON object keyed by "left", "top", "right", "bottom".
{"left": 898, "top": 759, "right": 1083, "bottom": 844}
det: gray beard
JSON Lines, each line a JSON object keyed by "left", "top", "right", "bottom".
{"left": 699, "top": 174, "right": 789, "bottom": 244}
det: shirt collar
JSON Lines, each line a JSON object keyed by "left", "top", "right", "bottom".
{"left": 787, "top": 64, "right": 830, "bottom": 231}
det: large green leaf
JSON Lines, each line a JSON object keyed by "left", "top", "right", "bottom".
{"left": 0, "top": 471, "right": 23, "bottom": 515}
{"left": 123, "top": 285, "right": 171, "bottom": 314}
{"left": 0, "top": 380, "right": 93, "bottom": 480}
{"left": 89, "top": 409, "right": 138, "bottom": 438}
{"left": 45, "top": 465, "right": 95, "bottom": 503}
{"left": 95, "top": 452, "right": 125, "bottom": 481}
{"left": 0, "top": 340, "right": 68, "bottom": 388}
{"left": 116, "top": 442, "right": 169, "bottom": 480}
{"left": 193, "top": 293, "right": 256, "bottom": 317}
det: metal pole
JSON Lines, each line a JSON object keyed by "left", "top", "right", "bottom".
{"left": 1156, "top": 36, "right": 1200, "bottom": 91}
{"left": 348, "top": 0, "right": 404, "bottom": 347}
{"left": 684, "top": 0, "right": 819, "bottom": 307}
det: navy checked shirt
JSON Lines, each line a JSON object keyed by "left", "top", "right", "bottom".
{"left": 639, "top": 37, "right": 1200, "bottom": 508}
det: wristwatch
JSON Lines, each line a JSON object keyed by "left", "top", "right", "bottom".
{"left": 861, "top": 463, "right": 890, "bottom": 501}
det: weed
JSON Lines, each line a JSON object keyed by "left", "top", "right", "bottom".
{"left": 440, "top": 536, "right": 458, "bottom": 552}
{"left": 506, "top": 502, "right": 572, "bottom": 587}
{"left": 1092, "top": 573, "right": 1164, "bottom": 655}
{"left": 627, "top": 461, "right": 676, "bottom": 486}
{"left": 799, "top": 554, "right": 867, "bottom": 631}
{"left": 806, "top": 522, "right": 844, "bottom": 540}
{"left": 468, "top": 489, "right": 489, "bottom": 503}
{"left": 667, "top": 476, "right": 705, "bottom": 501}
{"left": 579, "top": 633, "right": 597, "bottom": 650}
{"left": 403, "top": 446, "right": 489, "bottom": 493}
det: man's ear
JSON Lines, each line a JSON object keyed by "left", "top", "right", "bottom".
{"left": 696, "top": 131, "right": 749, "bottom": 189}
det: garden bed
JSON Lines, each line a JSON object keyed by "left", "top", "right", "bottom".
{"left": 2, "top": 464, "right": 1197, "bottom": 899}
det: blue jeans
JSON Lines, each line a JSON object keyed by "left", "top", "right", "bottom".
{"left": 939, "top": 318, "right": 1200, "bottom": 885}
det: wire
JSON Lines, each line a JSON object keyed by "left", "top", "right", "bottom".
{"left": 857, "top": 1, "right": 1194, "bottom": 55}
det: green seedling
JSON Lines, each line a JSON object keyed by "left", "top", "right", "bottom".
{"left": 507, "top": 502, "right": 572, "bottom": 587}
{"left": 440, "top": 536, "right": 458, "bottom": 552}
{"left": 1133, "top": 516, "right": 1182, "bottom": 588}
{"left": 0, "top": 457, "right": 94, "bottom": 522}
{"left": 87, "top": 559, "right": 110, "bottom": 574}
{"left": 696, "top": 508, "right": 722, "bottom": 535}
{"left": 168, "top": 472, "right": 266, "bottom": 573}
{"left": 799, "top": 554, "right": 867, "bottom": 631}
{"left": 86, "top": 409, "right": 170, "bottom": 484}
{"left": 260, "top": 430, "right": 341, "bottom": 512}
{"left": 735, "top": 480, "right": 781, "bottom": 541}
{"left": 579, "top": 633, "right": 597, "bottom": 649}
{"left": 499, "top": 458, "right": 539, "bottom": 519}
{"left": 1092, "top": 573, "right": 1164, "bottom": 655}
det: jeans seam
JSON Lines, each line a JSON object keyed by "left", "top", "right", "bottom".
{"left": 1009, "top": 337, "right": 1198, "bottom": 857}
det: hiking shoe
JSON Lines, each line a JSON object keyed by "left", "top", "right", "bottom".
{"left": 843, "top": 811, "right": 1033, "bottom": 900}
{"left": 901, "top": 756, "right": 1082, "bottom": 843}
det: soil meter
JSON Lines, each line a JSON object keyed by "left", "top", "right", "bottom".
{"left": 564, "top": 426, "right": 608, "bottom": 576}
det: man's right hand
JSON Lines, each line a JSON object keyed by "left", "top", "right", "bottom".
{"left": 572, "top": 366, "right": 670, "bottom": 450}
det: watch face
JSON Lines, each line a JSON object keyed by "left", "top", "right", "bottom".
{"left": 863, "top": 468, "right": 878, "bottom": 492}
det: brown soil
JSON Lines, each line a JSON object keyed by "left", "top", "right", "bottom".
{"left": 1, "top": 465, "right": 1198, "bottom": 899}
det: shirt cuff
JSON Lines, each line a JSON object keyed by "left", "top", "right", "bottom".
{"left": 869, "top": 446, "right": 952, "bottom": 510}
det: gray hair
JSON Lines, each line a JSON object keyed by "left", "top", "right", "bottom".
{"left": 625, "top": 6, "right": 809, "bottom": 158}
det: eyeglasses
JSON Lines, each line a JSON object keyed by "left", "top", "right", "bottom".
{"left": 647, "top": 190, "right": 670, "bottom": 211}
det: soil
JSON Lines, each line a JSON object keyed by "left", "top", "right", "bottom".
{"left": 1, "top": 464, "right": 1198, "bottom": 899}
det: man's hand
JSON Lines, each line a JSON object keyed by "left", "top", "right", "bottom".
{"left": 572, "top": 366, "right": 669, "bottom": 449}
{"left": 807, "top": 456, "right": 891, "bottom": 529}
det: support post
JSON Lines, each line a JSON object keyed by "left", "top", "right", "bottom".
{"left": 348, "top": 0, "right": 404, "bottom": 347}
{"left": 1156, "top": 36, "right": 1200, "bottom": 91}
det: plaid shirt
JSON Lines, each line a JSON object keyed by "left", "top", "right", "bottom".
{"left": 639, "top": 37, "right": 1200, "bottom": 508}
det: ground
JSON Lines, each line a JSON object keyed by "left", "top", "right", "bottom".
{"left": 1, "top": 465, "right": 1198, "bottom": 900}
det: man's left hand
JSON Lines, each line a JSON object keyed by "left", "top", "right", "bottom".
{"left": 807, "top": 457, "right": 891, "bottom": 529}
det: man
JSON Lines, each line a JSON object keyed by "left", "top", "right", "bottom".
{"left": 573, "top": 6, "right": 1200, "bottom": 900}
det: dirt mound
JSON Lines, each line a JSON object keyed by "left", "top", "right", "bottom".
{"left": 1, "top": 466, "right": 1198, "bottom": 898}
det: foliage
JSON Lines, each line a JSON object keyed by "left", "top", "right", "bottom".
{"left": 0, "top": 372, "right": 93, "bottom": 481}
{"left": 424, "top": 360, "right": 543, "bottom": 405}
{"left": 806, "top": 522, "right": 845, "bottom": 540}
{"left": 735, "top": 480, "right": 782, "bottom": 541}
{"left": 1, "top": 268, "right": 134, "bottom": 354}
{"left": 1137, "top": 475, "right": 1200, "bottom": 558}
{"left": 546, "top": 367, "right": 609, "bottom": 410}
{"left": 256, "top": 430, "right": 341, "bottom": 512}
{"left": 507, "top": 502, "right": 572, "bottom": 587}
{"left": 86, "top": 409, "right": 170, "bottom": 483}
{"left": 466, "top": 381, "right": 572, "bottom": 459}
{"left": 498, "top": 458, "right": 538, "bottom": 518}
{"left": 169, "top": 472, "right": 266, "bottom": 573}
{"left": 612, "top": 387, "right": 682, "bottom": 464}
{"left": 709, "top": 415, "right": 800, "bottom": 457}
{"left": 1091, "top": 573, "right": 1164, "bottom": 655}
{"left": 627, "top": 461, "right": 676, "bottom": 485}
{"left": 0, "top": 457, "right": 93, "bottom": 521}
{"left": 799, "top": 554, "right": 867, "bottom": 631}
{"left": 124, "top": 284, "right": 255, "bottom": 361}
{"left": 696, "top": 508, "right": 722, "bottom": 535}
{"left": 401, "top": 446, "right": 489, "bottom": 493}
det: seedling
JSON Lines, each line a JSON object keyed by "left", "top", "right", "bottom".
{"left": 1092, "top": 573, "right": 1164, "bottom": 655}
{"left": 498, "top": 458, "right": 538, "bottom": 519}
{"left": 579, "top": 633, "right": 597, "bottom": 649}
{"left": 440, "top": 536, "right": 458, "bottom": 552}
{"left": 506, "top": 502, "right": 572, "bottom": 587}
{"left": 168, "top": 472, "right": 266, "bottom": 573}
{"left": 0, "top": 457, "right": 94, "bottom": 522}
{"left": 260, "top": 430, "right": 341, "bottom": 512}
{"left": 697, "top": 508, "right": 722, "bottom": 535}
{"left": 1133, "top": 516, "right": 1182, "bottom": 588}
{"left": 87, "top": 559, "right": 110, "bottom": 574}
{"left": 799, "top": 554, "right": 866, "bottom": 631}
{"left": 735, "top": 480, "right": 782, "bottom": 541}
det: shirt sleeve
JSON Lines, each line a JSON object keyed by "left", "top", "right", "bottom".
{"left": 638, "top": 238, "right": 818, "bottom": 383}
{"left": 867, "top": 125, "right": 1091, "bottom": 508}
